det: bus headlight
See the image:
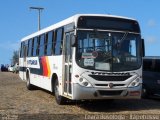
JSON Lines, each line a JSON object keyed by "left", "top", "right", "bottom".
{"left": 128, "top": 77, "right": 140, "bottom": 87}
{"left": 78, "top": 77, "right": 93, "bottom": 87}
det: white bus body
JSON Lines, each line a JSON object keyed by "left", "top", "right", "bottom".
{"left": 19, "top": 14, "right": 144, "bottom": 104}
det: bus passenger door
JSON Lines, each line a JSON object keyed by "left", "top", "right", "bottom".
{"left": 63, "top": 32, "right": 74, "bottom": 96}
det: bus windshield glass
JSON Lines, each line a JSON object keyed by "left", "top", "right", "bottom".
{"left": 76, "top": 30, "right": 142, "bottom": 72}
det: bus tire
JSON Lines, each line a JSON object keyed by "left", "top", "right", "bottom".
{"left": 26, "top": 73, "right": 34, "bottom": 90}
{"left": 54, "top": 78, "right": 66, "bottom": 105}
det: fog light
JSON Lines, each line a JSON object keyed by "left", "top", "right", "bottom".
{"left": 75, "top": 74, "right": 79, "bottom": 78}
{"left": 78, "top": 77, "right": 92, "bottom": 87}
{"left": 79, "top": 78, "right": 83, "bottom": 82}
{"left": 83, "top": 82, "right": 88, "bottom": 86}
{"left": 131, "top": 82, "right": 136, "bottom": 86}
{"left": 128, "top": 77, "right": 141, "bottom": 87}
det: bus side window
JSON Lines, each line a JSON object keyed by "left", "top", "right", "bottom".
{"left": 39, "top": 34, "right": 45, "bottom": 56}
{"left": 55, "top": 28, "right": 63, "bottom": 55}
{"left": 20, "top": 42, "right": 24, "bottom": 58}
{"left": 28, "top": 39, "right": 33, "bottom": 57}
{"left": 33, "top": 37, "right": 38, "bottom": 57}
{"left": 46, "top": 31, "right": 53, "bottom": 56}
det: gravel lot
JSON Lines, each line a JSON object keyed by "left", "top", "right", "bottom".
{"left": 0, "top": 71, "right": 160, "bottom": 120}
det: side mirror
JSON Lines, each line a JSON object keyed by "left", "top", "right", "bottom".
{"left": 142, "top": 39, "right": 145, "bottom": 57}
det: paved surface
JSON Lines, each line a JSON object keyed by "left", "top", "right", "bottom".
{"left": 0, "top": 71, "right": 160, "bottom": 120}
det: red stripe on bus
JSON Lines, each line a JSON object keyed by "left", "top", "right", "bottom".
{"left": 41, "top": 57, "right": 48, "bottom": 77}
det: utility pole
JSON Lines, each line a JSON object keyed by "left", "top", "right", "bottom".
{"left": 30, "top": 7, "right": 44, "bottom": 31}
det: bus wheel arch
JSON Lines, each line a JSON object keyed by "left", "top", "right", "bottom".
{"left": 51, "top": 73, "right": 66, "bottom": 105}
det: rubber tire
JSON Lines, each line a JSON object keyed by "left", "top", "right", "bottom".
{"left": 26, "top": 74, "right": 34, "bottom": 90}
{"left": 54, "top": 78, "right": 66, "bottom": 105}
{"left": 141, "top": 85, "right": 149, "bottom": 98}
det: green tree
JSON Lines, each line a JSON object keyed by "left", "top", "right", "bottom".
{"left": 12, "top": 50, "right": 19, "bottom": 65}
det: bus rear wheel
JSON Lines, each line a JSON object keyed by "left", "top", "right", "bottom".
{"left": 54, "top": 78, "right": 66, "bottom": 105}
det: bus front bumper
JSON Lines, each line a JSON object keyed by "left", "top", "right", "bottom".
{"left": 72, "top": 83, "right": 142, "bottom": 100}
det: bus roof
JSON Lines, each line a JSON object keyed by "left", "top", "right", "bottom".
{"left": 21, "top": 14, "right": 137, "bottom": 42}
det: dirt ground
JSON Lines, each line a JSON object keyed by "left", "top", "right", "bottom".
{"left": 0, "top": 71, "right": 160, "bottom": 120}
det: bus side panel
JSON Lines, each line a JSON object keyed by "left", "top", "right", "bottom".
{"left": 28, "top": 56, "right": 63, "bottom": 92}
{"left": 49, "top": 55, "right": 63, "bottom": 94}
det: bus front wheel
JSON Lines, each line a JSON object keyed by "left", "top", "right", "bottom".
{"left": 54, "top": 78, "right": 66, "bottom": 105}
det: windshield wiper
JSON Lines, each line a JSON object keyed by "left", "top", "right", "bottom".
{"left": 112, "top": 32, "right": 128, "bottom": 50}
{"left": 119, "top": 32, "right": 128, "bottom": 43}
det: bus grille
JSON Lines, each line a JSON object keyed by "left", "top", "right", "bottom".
{"left": 89, "top": 75, "right": 132, "bottom": 81}
{"left": 98, "top": 90, "right": 123, "bottom": 96}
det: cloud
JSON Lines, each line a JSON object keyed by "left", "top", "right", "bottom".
{"left": 147, "top": 19, "right": 156, "bottom": 27}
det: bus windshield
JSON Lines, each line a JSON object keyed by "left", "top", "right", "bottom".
{"left": 76, "top": 30, "right": 142, "bottom": 72}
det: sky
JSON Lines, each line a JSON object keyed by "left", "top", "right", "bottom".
{"left": 0, "top": 0, "right": 160, "bottom": 64}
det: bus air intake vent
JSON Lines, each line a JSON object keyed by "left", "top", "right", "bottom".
{"left": 89, "top": 75, "right": 132, "bottom": 81}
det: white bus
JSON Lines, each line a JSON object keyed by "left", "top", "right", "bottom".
{"left": 19, "top": 14, "right": 145, "bottom": 105}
